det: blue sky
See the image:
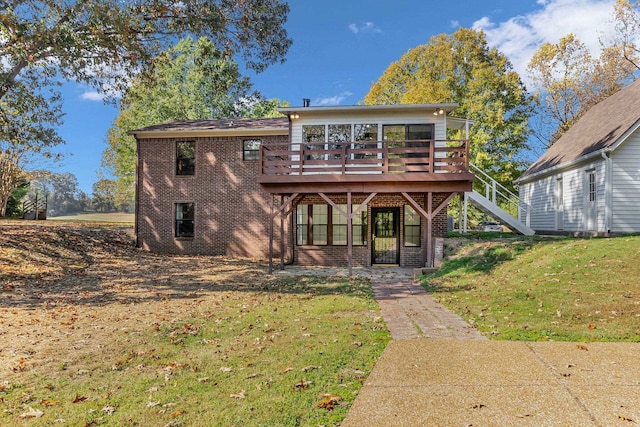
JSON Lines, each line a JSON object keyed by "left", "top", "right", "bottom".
{"left": 51, "top": 0, "right": 620, "bottom": 194}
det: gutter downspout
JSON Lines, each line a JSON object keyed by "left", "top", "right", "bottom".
{"left": 601, "top": 150, "right": 612, "bottom": 233}
{"left": 134, "top": 135, "right": 141, "bottom": 248}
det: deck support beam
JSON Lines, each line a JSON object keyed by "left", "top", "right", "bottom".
{"left": 268, "top": 192, "right": 299, "bottom": 274}
{"left": 401, "top": 191, "right": 457, "bottom": 268}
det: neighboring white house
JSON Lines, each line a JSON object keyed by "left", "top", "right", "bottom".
{"left": 516, "top": 79, "right": 640, "bottom": 234}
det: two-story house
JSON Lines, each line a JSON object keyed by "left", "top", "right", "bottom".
{"left": 130, "top": 103, "right": 474, "bottom": 272}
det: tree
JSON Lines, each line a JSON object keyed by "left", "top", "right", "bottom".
{"left": 5, "top": 180, "right": 29, "bottom": 218}
{"left": 102, "top": 37, "right": 287, "bottom": 209}
{"left": 365, "top": 28, "right": 536, "bottom": 190}
{"left": 610, "top": 0, "right": 640, "bottom": 71}
{"left": 1, "top": 0, "right": 292, "bottom": 101}
{"left": 2, "top": 1, "right": 290, "bottom": 214}
{"left": 29, "top": 171, "right": 82, "bottom": 216}
{"left": 0, "top": 69, "right": 64, "bottom": 217}
{"left": 92, "top": 179, "right": 118, "bottom": 212}
{"left": 527, "top": 34, "right": 637, "bottom": 146}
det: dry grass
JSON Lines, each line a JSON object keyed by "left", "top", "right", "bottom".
{"left": 0, "top": 220, "right": 388, "bottom": 426}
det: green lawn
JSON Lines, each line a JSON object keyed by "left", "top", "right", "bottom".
{"left": 421, "top": 235, "right": 640, "bottom": 341}
{"left": 0, "top": 223, "right": 389, "bottom": 426}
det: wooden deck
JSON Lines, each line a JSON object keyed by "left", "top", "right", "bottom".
{"left": 258, "top": 140, "right": 474, "bottom": 193}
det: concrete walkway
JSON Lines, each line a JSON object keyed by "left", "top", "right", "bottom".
{"left": 275, "top": 266, "right": 640, "bottom": 426}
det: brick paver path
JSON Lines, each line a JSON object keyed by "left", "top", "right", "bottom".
{"left": 371, "top": 278, "right": 486, "bottom": 340}
{"left": 274, "top": 265, "right": 485, "bottom": 340}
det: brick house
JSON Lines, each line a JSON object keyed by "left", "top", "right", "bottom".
{"left": 130, "top": 103, "right": 474, "bottom": 272}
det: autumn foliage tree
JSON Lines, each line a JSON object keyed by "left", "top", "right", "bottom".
{"left": 527, "top": 33, "right": 637, "bottom": 147}
{"left": 365, "top": 28, "right": 536, "bottom": 190}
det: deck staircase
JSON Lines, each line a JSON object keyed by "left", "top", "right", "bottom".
{"left": 465, "top": 164, "right": 535, "bottom": 235}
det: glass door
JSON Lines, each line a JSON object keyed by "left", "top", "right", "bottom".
{"left": 372, "top": 208, "right": 399, "bottom": 264}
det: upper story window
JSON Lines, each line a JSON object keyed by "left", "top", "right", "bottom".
{"left": 302, "top": 125, "right": 325, "bottom": 160}
{"left": 176, "top": 141, "right": 195, "bottom": 175}
{"left": 353, "top": 124, "right": 378, "bottom": 159}
{"left": 243, "top": 139, "right": 261, "bottom": 161}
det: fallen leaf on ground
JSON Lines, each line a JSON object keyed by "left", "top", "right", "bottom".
{"left": 41, "top": 399, "right": 59, "bottom": 406}
{"left": 281, "top": 367, "right": 293, "bottom": 374}
{"left": 293, "top": 379, "right": 311, "bottom": 390}
{"left": 576, "top": 344, "right": 589, "bottom": 351}
{"left": 220, "top": 366, "right": 232, "bottom": 372}
{"left": 302, "top": 365, "right": 321, "bottom": 372}
{"left": 230, "top": 390, "right": 245, "bottom": 399}
{"left": 316, "top": 393, "right": 342, "bottom": 410}
{"left": 618, "top": 415, "right": 634, "bottom": 422}
{"left": 102, "top": 405, "right": 115, "bottom": 415}
{"left": 20, "top": 407, "right": 44, "bottom": 418}
{"left": 72, "top": 395, "right": 88, "bottom": 403}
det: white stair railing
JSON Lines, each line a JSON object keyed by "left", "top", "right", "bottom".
{"left": 469, "top": 163, "right": 534, "bottom": 224}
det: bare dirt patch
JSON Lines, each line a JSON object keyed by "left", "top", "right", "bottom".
{"left": 0, "top": 220, "right": 268, "bottom": 377}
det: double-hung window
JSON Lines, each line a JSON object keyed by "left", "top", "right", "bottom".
{"left": 297, "top": 204, "right": 367, "bottom": 246}
{"left": 404, "top": 205, "right": 421, "bottom": 247}
{"left": 243, "top": 139, "right": 261, "bottom": 161}
{"left": 332, "top": 205, "right": 368, "bottom": 245}
{"left": 175, "top": 203, "right": 194, "bottom": 238}
{"left": 176, "top": 141, "right": 195, "bottom": 175}
{"left": 296, "top": 205, "right": 327, "bottom": 245}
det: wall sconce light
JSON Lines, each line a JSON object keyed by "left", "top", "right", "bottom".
{"left": 433, "top": 109, "right": 445, "bottom": 116}
{"left": 290, "top": 113, "right": 300, "bottom": 119}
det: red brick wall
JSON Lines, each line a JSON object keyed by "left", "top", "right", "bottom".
{"left": 136, "top": 135, "right": 290, "bottom": 258}
{"left": 136, "top": 137, "right": 450, "bottom": 267}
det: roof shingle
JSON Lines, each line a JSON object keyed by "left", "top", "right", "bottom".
{"left": 521, "top": 79, "right": 640, "bottom": 179}
{"left": 130, "top": 117, "right": 289, "bottom": 134}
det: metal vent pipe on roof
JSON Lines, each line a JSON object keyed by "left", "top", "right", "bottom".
{"left": 303, "top": 98, "right": 310, "bottom": 107}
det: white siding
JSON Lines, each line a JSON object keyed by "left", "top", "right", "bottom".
{"left": 520, "top": 159, "right": 607, "bottom": 233}
{"left": 520, "top": 175, "right": 556, "bottom": 231}
{"left": 611, "top": 129, "right": 640, "bottom": 232}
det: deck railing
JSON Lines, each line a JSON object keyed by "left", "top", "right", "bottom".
{"left": 260, "top": 140, "right": 470, "bottom": 177}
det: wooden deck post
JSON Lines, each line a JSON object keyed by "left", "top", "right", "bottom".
{"left": 426, "top": 192, "right": 433, "bottom": 268}
{"left": 268, "top": 195, "right": 274, "bottom": 274}
{"left": 347, "top": 192, "right": 353, "bottom": 276}
{"left": 280, "top": 195, "right": 285, "bottom": 271}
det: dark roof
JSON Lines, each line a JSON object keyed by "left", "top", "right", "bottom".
{"left": 520, "top": 79, "right": 640, "bottom": 180}
{"left": 129, "top": 117, "right": 289, "bottom": 134}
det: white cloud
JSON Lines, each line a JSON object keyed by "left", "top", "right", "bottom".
{"left": 314, "top": 91, "right": 353, "bottom": 106}
{"left": 348, "top": 22, "right": 383, "bottom": 35}
{"left": 472, "top": 0, "right": 617, "bottom": 86}
{"left": 80, "top": 91, "right": 106, "bottom": 101}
